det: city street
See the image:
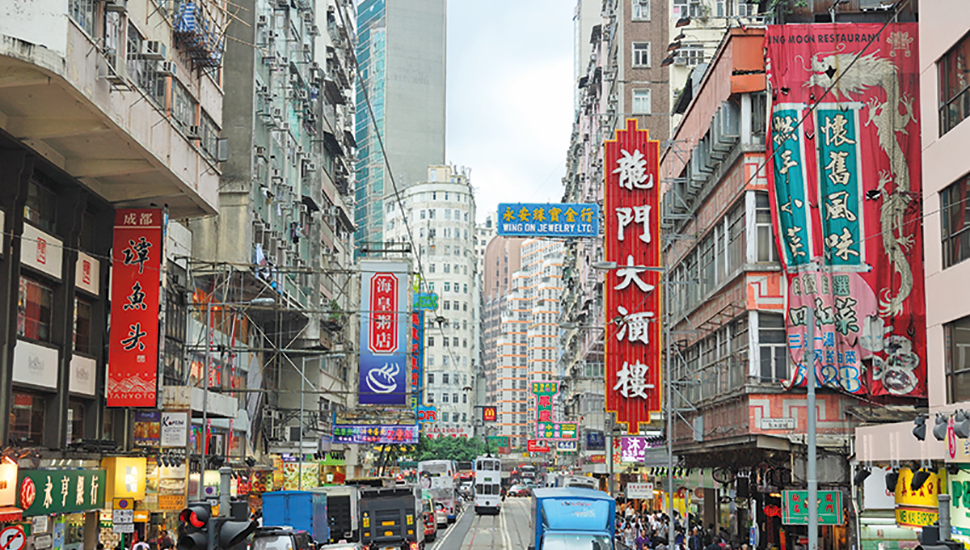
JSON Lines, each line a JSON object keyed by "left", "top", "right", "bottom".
{"left": 431, "top": 499, "right": 533, "bottom": 550}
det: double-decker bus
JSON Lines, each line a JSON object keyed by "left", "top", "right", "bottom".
{"left": 520, "top": 464, "right": 538, "bottom": 484}
{"left": 473, "top": 456, "right": 502, "bottom": 515}
{"left": 418, "top": 460, "right": 457, "bottom": 522}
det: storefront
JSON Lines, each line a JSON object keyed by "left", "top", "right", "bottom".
{"left": 16, "top": 468, "right": 106, "bottom": 549}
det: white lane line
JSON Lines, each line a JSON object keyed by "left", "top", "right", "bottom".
{"left": 431, "top": 507, "right": 469, "bottom": 550}
{"left": 500, "top": 501, "right": 512, "bottom": 550}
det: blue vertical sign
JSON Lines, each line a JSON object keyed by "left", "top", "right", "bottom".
{"left": 358, "top": 260, "right": 409, "bottom": 406}
{"left": 815, "top": 104, "right": 865, "bottom": 267}
{"left": 771, "top": 105, "right": 814, "bottom": 266}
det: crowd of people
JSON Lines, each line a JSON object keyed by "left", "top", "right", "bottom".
{"left": 615, "top": 503, "right": 749, "bottom": 550}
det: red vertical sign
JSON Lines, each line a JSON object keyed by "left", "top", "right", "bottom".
{"left": 107, "top": 209, "right": 163, "bottom": 407}
{"left": 604, "top": 119, "right": 662, "bottom": 434}
{"left": 369, "top": 274, "right": 399, "bottom": 354}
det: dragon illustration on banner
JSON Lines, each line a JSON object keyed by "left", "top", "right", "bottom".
{"left": 765, "top": 24, "right": 926, "bottom": 398}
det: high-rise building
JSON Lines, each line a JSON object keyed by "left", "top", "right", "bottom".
{"left": 494, "top": 239, "right": 562, "bottom": 448}
{"left": 355, "top": 0, "right": 447, "bottom": 253}
{"left": 482, "top": 237, "right": 524, "bottom": 411}
{"left": 383, "top": 165, "right": 477, "bottom": 437}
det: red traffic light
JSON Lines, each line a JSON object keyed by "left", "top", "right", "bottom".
{"left": 179, "top": 503, "right": 211, "bottom": 529}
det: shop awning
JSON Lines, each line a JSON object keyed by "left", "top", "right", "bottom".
{"left": 0, "top": 506, "right": 23, "bottom": 522}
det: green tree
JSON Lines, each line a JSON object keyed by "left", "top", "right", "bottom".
{"left": 414, "top": 435, "right": 486, "bottom": 462}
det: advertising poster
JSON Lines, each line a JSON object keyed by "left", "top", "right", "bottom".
{"left": 107, "top": 209, "right": 164, "bottom": 407}
{"left": 358, "top": 261, "right": 409, "bottom": 406}
{"left": 604, "top": 119, "right": 663, "bottom": 433}
{"left": 531, "top": 381, "right": 578, "bottom": 440}
{"left": 764, "top": 24, "right": 926, "bottom": 397}
{"left": 133, "top": 411, "right": 161, "bottom": 447}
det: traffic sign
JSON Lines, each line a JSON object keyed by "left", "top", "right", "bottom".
{"left": 0, "top": 526, "right": 25, "bottom": 550}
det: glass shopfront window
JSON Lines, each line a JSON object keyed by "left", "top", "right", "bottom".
{"left": 19, "top": 276, "right": 54, "bottom": 342}
{"left": 10, "top": 392, "right": 46, "bottom": 445}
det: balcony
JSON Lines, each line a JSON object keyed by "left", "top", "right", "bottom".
{"left": 0, "top": 4, "right": 221, "bottom": 217}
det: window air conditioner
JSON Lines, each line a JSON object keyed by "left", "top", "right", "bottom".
{"left": 157, "top": 60, "right": 177, "bottom": 76}
{"left": 186, "top": 125, "right": 201, "bottom": 139}
{"left": 141, "top": 41, "right": 165, "bottom": 60}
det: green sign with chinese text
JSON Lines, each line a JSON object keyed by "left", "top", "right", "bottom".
{"left": 531, "top": 381, "right": 578, "bottom": 440}
{"left": 17, "top": 469, "right": 106, "bottom": 517}
{"left": 781, "top": 490, "right": 843, "bottom": 525}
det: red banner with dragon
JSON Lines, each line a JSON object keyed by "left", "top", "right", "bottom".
{"left": 764, "top": 23, "right": 926, "bottom": 398}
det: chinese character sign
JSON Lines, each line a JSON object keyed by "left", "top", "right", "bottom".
{"left": 765, "top": 24, "right": 926, "bottom": 398}
{"left": 332, "top": 424, "right": 418, "bottom": 445}
{"left": 604, "top": 119, "right": 663, "bottom": 433}
{"left": 410, "top": 312, "right": 424, "bottom": 412}
{"left": 108, "top": 209, "right": 164, "bottom": 407}
{"left": 531, "top": 381, "right": 578, "bottom": 440}
{"left": 620, "top": 437, "right": 647, "bottom": 463}
{"left": 497, "top": 203, "right": 600, "bottom": 238}
{"left": 17, "top": 469, "right": 106, "bottom": 517}
{"left": 358, "top": 261, "right": 409, "bottom": 406}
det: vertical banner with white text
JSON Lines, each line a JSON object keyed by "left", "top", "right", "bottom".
{"left": 765, "top": 24, "right": 926, "bottom": 397}
{"left": 108, "top": 209, "right": 164, "bottom": 407}
{"left": 358, "top": 260, "right": 410, "bottom": 406}
{"left": 604, "top": 119, "right": 663, "bottom": 433}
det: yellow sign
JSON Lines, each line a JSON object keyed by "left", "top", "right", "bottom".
{"left": 134, "top": 510, "right": 150, "bottom": 523}
{"left": 158, "top": 494, "right": 185, "bottom": 511}
{"left": 102, "top": 457, "right": 147, "bottom": 501}
{"left": 893, "top": 468, "right": 942, "bottom": 508}
{"left": 0, "top": 463, "right": 18, "bottom": 507}
{"left": 896, "top": 506, "right": 939, "bottom": 528}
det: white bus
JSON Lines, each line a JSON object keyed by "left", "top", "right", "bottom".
{"left": 473, "top": 456, "right": 502, "bottom": 515}
{"left": 563, "top": 475, "right": 599, "bottom": 490}
{"left": 418, "top": 460, "right": 457, "bottom": 522}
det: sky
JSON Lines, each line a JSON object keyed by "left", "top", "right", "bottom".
{"left": 445, "top": 0, "right": 576, "bottom": 223}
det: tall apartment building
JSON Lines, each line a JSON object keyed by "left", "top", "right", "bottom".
{"left": 493, "top": 239, "right": 562, "bottom": 448}
{"left": 559, "top": 0, "right": 668, "bottom": 462}
{"left": 188, "top": 0, "right": 358, "bottom": 462}
{"left": 0, "top": 0, "right": 224, "bottom": 544}
{"left": 475, "top": 212, "right": 497, "bottom": 275}
{"left": 383, "top": 165, "right": 477, "bottom": 438}
{"left": 855, "top": 2, "right": 970, "bottom": 548}
{"left": 354, "top": 0, "right": 446, "bottom": 253}
{"left": 483, "top": 237, "right": 523, "bottom": 412}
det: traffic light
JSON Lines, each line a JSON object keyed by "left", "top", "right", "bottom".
{"left": 212, "top": 516, "right": 258, "bottom": 549}
{"left": 178, "top": 502, "right": 211, "bottom": 550}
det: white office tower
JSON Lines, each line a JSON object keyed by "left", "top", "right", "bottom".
{"left": 383, "top": 165, "right": 477, "bottom": 438}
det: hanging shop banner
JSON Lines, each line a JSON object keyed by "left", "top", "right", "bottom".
{"left": 133, "top": 411, "right": 161, "bottom": 447}
{"left": 410, "top": 312, "right": 424, "bottom": 412}
{"left": 17, "top": 469, "right": 106, "bottom": 516}
{"left": 358, "top": 261, "right": 409, "bottom": 406}
{"left": 604, "top": 119, "right": 663, "bottom": 433}
{"left": 332, "top": 424, "right": 418, "bottom": 445}
{"left": 107, "top": 209, "right": 165, "bottom": 407}
{"left": 620, "top": 437, "right": 647, "bottom": 463}
{"left": 893, "top": 467, "right": 941, "bottom": 528}
{"left": 531, "top": 381, "right": 578, "bottom": 440}
{"left": 527, "top": 440, "right": 550, "bottom": 453}
{"left": 764, "top": 24, "right": 926, "bottom": 398}
{"left": 102, "top": 457, "right": 147, "bottom": 501}
{"left": 497, "top": 203, "right": 600, "bottom": 237}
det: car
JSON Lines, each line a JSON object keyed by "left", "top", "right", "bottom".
{"left": 508, "top": 484, "right": 531, "bottom": 497}
{"left": 251, "top": 527, "right": 314, "bottom": 550}
{"left": 318, "top": 544, "right": 364, "bottom": 550}
{"left": 422, "top": 496, "right": 438, "bottom": 541}
{"left": 435, "top": 501, "right": 448, "bottom": 527}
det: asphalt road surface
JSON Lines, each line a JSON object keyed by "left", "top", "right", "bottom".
{"left": 428, "top": 498, "right": 533, "bottom": 550}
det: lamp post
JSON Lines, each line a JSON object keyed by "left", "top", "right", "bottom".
{"left": 198, "top": 296, "right": 275, "bottom": 499}
{"left": 592, "top": 260, "right": 672, "bottom": 548}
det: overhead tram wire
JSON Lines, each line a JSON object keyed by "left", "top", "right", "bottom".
{"left": 333, "top": 3, "right": 474, "bottom": 376}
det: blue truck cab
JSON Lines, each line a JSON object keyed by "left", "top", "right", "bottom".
{"left": 529, "top": 488, "right": 615, "bottom": 550}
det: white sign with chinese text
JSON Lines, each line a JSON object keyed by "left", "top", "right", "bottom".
{"left": 627, "top": 482, "right": 654, "bottom": 499}
{"left": 20, "top": 224, "right": 63, "bottom": 280}
{"left": 75, "top": 251, "right": 100, "bottom": 295}
{"left": 160, "top": 412, "right": 189, "bottom": 448}
{"left": 760, "top": 418, "right": 796, "bottom": 430}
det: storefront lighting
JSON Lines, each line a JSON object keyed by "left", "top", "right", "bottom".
{"left": 911, "top": 469, "right": 931, "bottom": 492}
{"left": 853, "top": 467, "right": 871, "bottom": 485}
{"left": 933, "top": 413, "right": 949, "bottom": 441}
{"left": 956, "top": 410, "right": 970, "bottom": 439}
{"left": 885, "top": 470, "right": 900, "bottom": 493}
{"left": 913, "top": 414, "right": 927, "bottom": 440}
{"left": 769, "top": 493, "right": 782, "bottom": 498}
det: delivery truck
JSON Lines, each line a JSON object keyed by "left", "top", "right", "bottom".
{"left": 529, "top": 488, "right": 615, "bottom": 550}
{"left": 312, "top": 485, "right": 361, "bottom": 542}
{"left": 359, "top": 486, "right": 424, "bottom": 550}
{"left": 261, "top": 490, "right": 330, "bottom": 545}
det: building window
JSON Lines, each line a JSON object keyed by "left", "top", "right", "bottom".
{"left": 428, "top": 373, "right": 435, "bottom": 385}
{"left": 632, "top": 0, "right": 650, "bottom": 20}
{"left": 939, "top": 32, "right": 970, "bottom": 135}
{"left": 442, "top": 412, "right": 450, "bottom": 422}
{"left": 947, "top": 315, "right": 970, "bottom": 403}
{"left": 632, "top": 89, "right": 652, "bottom": 114}
{"left": 759, "top": 313, "right": 788, "bottom": 381}
{"left": 453, "top": 393, "right": 459, "bottom": 404}
{"left": 10, "top": 392, "right": 45, "bottom": 445}
{"left": 677, "top": 44, "right": 705, "bottom": 66}
{"left": 200, "top": 112, "right": 221, "bottom": 161}
{"left": 67, "top": 400, "right": 85, "bottom": 445}
{"left": 24, "top": 179, "right": 57, "bottom": 234}
{"left": 18, "top": 277, "right": 54, "bottom": 342}
{"left": 443, "top": 373, "right": 449, "bottom": 384}
{"left": 942, "top": 175, "right": 970, "bottom": 268}
{"left": 755, "top": 192, "right": 778, "bottom": 262}
{"left": 428, "top": 392, "right": 435, "bottom": 403}
{"left": 633, "top": 43, "right": 651, "bottom": 68}
{"left": 428, "top": 336, "right": 435, "bottom": 347}
{"left": 74, "top": 298, "right": 93, "bottom": 355}
{"left": 69, "top": 0, "right": 96, "bottom": 36}
{"left": 171, "top": 79, "right": 197, "bottom": 132}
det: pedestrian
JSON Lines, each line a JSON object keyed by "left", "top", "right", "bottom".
{"left": 636, "top": 528, "right": 649, "bottom": 550}
{"left": 689, "top": 527, "right": 702, "bottom": 550}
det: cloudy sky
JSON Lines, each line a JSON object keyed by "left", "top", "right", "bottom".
{"left": 445, "top": 0, "right": 576, "bottom": 223}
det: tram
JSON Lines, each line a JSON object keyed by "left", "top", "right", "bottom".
{"left": 473, "top": 455, "right": 502, "bottom": 515}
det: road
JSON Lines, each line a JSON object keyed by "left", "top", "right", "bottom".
{"left": 429, "top": 497, "right": 533, "bottom": 550}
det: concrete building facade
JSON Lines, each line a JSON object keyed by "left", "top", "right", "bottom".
{"left": 354, "top": 0, "right": 446, "bottom": 253}
{"left": 383, "top": 164, "right": 477, "bottom": 438}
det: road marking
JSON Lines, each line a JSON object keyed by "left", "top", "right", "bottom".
{"left": 430, "top": 506, "right": 468, "bottom": 550}
{"left": 499, "top": 501, "right": 512, "bottom": 550}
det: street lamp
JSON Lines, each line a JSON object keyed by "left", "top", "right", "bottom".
{"left": 198, "top": 296, "right": 276, "bottom": 499}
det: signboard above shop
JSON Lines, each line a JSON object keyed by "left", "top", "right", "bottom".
{"left": 497, "top": 203, "right": 599, "bottom": 238}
